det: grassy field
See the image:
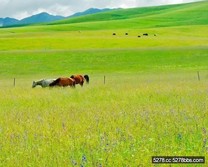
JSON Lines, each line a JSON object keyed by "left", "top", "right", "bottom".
{"left": 0, "top": 1, "right": 208, "bottom": 166}
{"left": 0, "top": 73, "right": 207, "bottom": 166}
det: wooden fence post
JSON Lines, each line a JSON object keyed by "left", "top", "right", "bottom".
{"left": 197, "top": 71, "right": 200, "bottom": 81}
{"left": 14, "top": 78, "right": 16, "bottom": 87}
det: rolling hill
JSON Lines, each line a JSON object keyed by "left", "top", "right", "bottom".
{"left": 47, "top": 0, "right": 208, "bottom": 29}
{"left": 1, "top": 1, "right": 207, "bottom": 29}
{"left": 68, "top": 8, "right": 112, "bottom": 18}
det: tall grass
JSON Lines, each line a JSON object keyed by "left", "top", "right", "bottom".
{"left": 0, "top": 74, "right": 207, "bottom": 166}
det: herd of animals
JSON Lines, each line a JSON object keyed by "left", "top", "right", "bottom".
{"left": 112, "top": 32, "right": 156, "bottom": 38}
{"left": 32, "top": 74, "right": 89, "bottom": 88}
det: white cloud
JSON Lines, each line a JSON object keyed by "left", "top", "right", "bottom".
{"left": 47, "top": 4, "right": 73, "bottom": 16}
{"left": 0, "top": 0, "right": 201, "bottom": 19}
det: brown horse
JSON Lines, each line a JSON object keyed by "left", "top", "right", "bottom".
{"left": 49, "top": 77, "right": 75, "bottom": 87}
{"left": 70, "top": 74, "right": 89, "bottom": 86}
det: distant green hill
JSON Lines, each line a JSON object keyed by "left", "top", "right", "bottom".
{"left": 47, "top": 0, "right": 208, "bottom": 30}
{"left": 68, "top": 8, "right": 112, "bottom": 18}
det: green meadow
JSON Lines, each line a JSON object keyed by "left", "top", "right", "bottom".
{"left": 0, "top": 1, "right": 208, "bottom": 166}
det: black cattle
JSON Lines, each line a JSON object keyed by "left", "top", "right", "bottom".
{"left": 125, "top": 33, "right": 128, "bottom": 35}
{"left": 112, "top": 33, "right": 116, "bottom": 35}
{"left": 143, "top": 33, "right": 148, "bottom": 36}
{"left": 138, "top": 35, "right": 141, "bottom": 38}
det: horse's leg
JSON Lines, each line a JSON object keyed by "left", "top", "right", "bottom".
{"left": 80, "top": 81, "right": 84, "bottom": 87}
{"left": 70, "top": 81, "right": 75, "bottom": 88}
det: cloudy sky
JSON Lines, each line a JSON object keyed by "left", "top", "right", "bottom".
{"left": 1, "top": 0, "right": 201, "bottom": 19}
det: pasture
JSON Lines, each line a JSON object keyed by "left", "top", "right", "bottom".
{"left": 0, "top": 73, "right": 208, "bottom": 166}
{"left": 0, "top": 1, "right": 208, "bottom": 166}
{"left": 0, "top": 38, "right": 207, "bottom": 167}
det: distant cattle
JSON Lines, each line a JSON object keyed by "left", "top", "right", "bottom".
{"left": 125, "top": 33, "right": 128, "bottom": 35}
{"left": 112, "top": 33, "right": 116, "bottom": 35}
{"left": 143, "top": 33, "right": 148, "bottom": 36}
{"left": 138, "top": 35, "right": 141, "bottom": 38}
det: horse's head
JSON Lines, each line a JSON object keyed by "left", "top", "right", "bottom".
{"left": 32, "top": 81, "right": 36, "bottom": 88}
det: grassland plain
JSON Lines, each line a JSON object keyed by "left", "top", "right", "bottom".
{"left": 0, "top": 1, "right": 208, "bottom": 167}
{"left": 0, "top": 74, "right": 207, "bottom": 167}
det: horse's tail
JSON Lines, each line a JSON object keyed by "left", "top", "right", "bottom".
{"left": 49, "top": 78, "right": 60, "bottom": 87}
{"left": 84, "top": 75, "right": 89, "bottom": 84}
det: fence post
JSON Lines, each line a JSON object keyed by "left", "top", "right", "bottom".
{"left": 14, "top": 78, "right": 16, "bottom": 87}
{"left": 197, "top": 71, "right": 200, "bottom": 81}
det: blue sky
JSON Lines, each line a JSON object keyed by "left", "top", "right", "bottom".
{"left": 0, "top": 0, "right": 201, "bottom": 19}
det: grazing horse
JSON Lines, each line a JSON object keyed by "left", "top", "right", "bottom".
{"left": 32, "top": 79, "right": 56, "bottom": 88}
{"left": 70, "top": 74, "right": 89, "bottom": 86}
{"left": 49, "top": 77, "right": 75, "bottom": 87}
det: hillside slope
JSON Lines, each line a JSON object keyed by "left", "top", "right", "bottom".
{"left": 68, "top": 8, "right": 112, "bottom": 18}
{"left": 48, "top": 1, "right": 208, "bottom": 29}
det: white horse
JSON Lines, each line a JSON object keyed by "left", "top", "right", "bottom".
{"left": 32, "top": 79, "right": 56, "bottom": 88}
